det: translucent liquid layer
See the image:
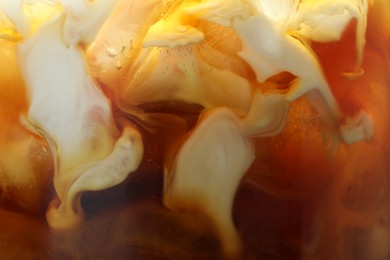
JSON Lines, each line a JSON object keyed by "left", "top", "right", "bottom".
{"left": 0, "top": 1, "right": 389, "bottom": 259}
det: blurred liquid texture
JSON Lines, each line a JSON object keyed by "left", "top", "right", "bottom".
{"left": 0, "top": 1, "right": 389, "bottom": 259}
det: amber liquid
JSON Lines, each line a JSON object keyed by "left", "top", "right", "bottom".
{"left": 1, "top": 2, "right": 390, "bottom": 260}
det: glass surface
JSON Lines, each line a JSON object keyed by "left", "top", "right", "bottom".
{"left": 0, "top": 1, "right": 389, "bottom": 259}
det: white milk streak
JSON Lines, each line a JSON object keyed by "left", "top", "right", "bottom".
{"left": 0, "top": 0, "right": 143, "bottom": 229}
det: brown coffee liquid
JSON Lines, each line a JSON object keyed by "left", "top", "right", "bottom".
{"left": 1, "top": 3, "right": 389, "bottom": 260}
